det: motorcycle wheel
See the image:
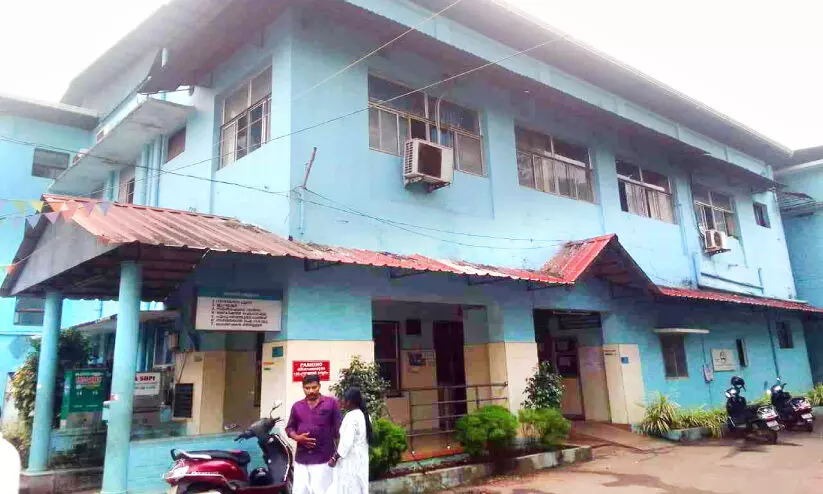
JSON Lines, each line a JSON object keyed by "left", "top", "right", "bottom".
{"left": 765, "top": 429, "right": 778, "bottom": 444}
{"left": 805, "top": 422, "right": 814, "bottom": 433}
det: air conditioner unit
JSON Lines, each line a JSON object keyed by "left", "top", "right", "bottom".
{"left": 703, "top": 229, "right": 728, "bottom": 253}
{"left": 403, "top": 138, "right": 453, "bottom": 191}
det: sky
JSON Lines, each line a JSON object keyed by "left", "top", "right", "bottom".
{"left": 0, "top": 0, "right": 819, "bottom": 150}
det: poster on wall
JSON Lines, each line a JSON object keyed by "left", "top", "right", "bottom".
{"left": 711, "top": 348, "right": 736, "bottom": 371}
{"left": 292, "top": 361, "right": 331, "bottom": 382}
{"left": 195, "top": 290, "right": 282, "bottom": 332}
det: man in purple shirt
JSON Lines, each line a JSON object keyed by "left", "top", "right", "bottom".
{"left": 286, "top": 374, "right": 342, "bottom": 494}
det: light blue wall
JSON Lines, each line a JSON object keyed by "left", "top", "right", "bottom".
{"left": 0, "top": 116, "right": 106, "bottom": 401}
{"left": 142, "top": 5, "right": 794, "bottom": 301}
{"left": 778, "top": 166, "right": 823, "bottom": 385}
{"left": 183, "top": 255, "right": 812, "bottom": 411}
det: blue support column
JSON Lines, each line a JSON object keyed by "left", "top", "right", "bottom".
{"left": 102, "top": 261, "right": 142, "bottom": 494}
{"left": 27, "top": 290, "right": 63, "bottom": 472}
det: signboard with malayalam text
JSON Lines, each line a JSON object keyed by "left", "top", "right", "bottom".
{"left": 195, "top": 290, "right": 282, "bottom": 332}
{"left": 60, "top": 369, "right": 107, "bottom": 418}
{"left": 292, "top": 361, "right": 331, "bottom": 382}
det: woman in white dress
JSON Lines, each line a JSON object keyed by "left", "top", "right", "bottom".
{"left": 327, "top": 387, "right": 372, "bottom": 494}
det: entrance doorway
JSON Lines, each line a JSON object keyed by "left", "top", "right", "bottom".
{"left": 433, "top": 321, "right": 466, "bottom": 430}
{"left": 534, "top": 310, "right": 610, "bottom": 422}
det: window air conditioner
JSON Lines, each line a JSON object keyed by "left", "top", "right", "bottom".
{"left": 403, "top": 138, "right": 453, "bottom": 191}
{"left": 703, "top": 229, "right": 728, "bottom": 254}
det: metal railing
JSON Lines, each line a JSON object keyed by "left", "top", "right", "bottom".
{"left": 401, "top": 382, "right": 508, "bottom": 439}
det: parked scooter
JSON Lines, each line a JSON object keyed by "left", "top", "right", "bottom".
{"left": 164, "top": 401, "right": 293, "bottom": 494}
{"left": 770, "top": 378, "right": 814, "bottom": 432}
{"left": 725, "top": 376, "right": 781, "bottom": 444}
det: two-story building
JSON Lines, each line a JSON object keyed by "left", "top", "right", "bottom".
{"left": 2, "top": 0, "right": 820, "bottom": 492}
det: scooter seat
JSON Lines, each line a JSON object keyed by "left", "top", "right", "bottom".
{"left": 174, "top": 449, "right": 251, "bottom": 465}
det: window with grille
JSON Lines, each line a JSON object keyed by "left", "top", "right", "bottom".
{"left": 14, "top": 296, "right": 44, "bottom": 326}
{"left": 515, "top": 126, "right": 593, "bottom": 202}
{"left": 367, "top": 75, "right": 484, "bottom": 175}
{"left": 660, "top": 334, "right": 688, "bottom": 378}
{"left": 753, "top": 202, "right": 770, "bottom": 228}
{"left": 219, "top": 67, "right": 272, "bottom": 169}
{"left": 373, "top": 321, "right": 401, "bottom": 395}
{"left": 31, "top": 148, "right": 70, "bottom": 179}
{"left": 616, "top": 160, "right": 675, "bottom": 223}
{"left": 693, "top": 184, "right": 737, "bottom": 237}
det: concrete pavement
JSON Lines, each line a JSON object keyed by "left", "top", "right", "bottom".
{"left": 451, "top": 431, "right": 823, "bottom": 494}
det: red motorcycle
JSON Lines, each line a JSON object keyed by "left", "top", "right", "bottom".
{"left": 164, "top": 402, "right": 293, "bottom": 493}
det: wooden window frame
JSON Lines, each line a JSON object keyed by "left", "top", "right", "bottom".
{"left": 31, "top": 148, "right": 70, "bottom": 179}
{"left": 166, "top": 126, "right": 186, "bottom": 163}
{"left": 660, "top": 334, "right": 688, "bottom": 379}
{"left": 367, "top": 75, "right": 485, "bottom": 176}
{"left": 693, "top": 185, "right": 738, "bottom": 238}
{"left": 515, "top": 126, "right": 594, "bottom": 203}
{"left": 753, "top": 202, "right": 771, "bottom": 228}
{"left": 616, "top": 159, "right": 676, "bottom": 223}
{"left": 373, "top": 320, "right": 402, "bottom": 396}
{"left": 219, "top": 66, "right": 272, "bottom": 169}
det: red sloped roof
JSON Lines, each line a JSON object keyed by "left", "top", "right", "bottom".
{"left": 658, "top": 286, "right": 823, "bottom": 313}
{"left": 38, "top": 195, "right": 568, "bottom": 286}
{"left": 6, "top": 196, "right": 821, "bottom": 315}
{"left": 542, "top": 234, "right": 615, "bottom": 281}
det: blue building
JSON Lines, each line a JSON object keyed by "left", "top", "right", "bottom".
{"left": 775, "top": 146, "right": 823, "bottom": 384}
{"left": 1, "top": 0, "right": 819, "bottom": 492}
{"left": 0, "top": 94, "right": 110, "bottom": 417}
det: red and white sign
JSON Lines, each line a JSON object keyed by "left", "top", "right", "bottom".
{"left": 292, "top": 361, "right": 331, "bottom": 382}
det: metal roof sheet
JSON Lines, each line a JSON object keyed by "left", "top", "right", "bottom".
{"left": 5, "top": 196, "right": 821, "bottom": 315}
{"left": 38, "top": 195, "right": 568, "bottom": 287}
{"left": 658, "top": 286, "right": 823, "bottom": 314}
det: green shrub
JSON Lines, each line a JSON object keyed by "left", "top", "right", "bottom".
{"left": 368, "top": 418, "right": 408, "bottom": 480}
{"left": 522, "top": 362, "right": 564, "bottom": 410}
{"left": 807, "top": 384, "right": 823, "bottom": 406}
{"left": 518, "top": 408, "right": 571, "bottom": 448}
{"left": 329, "top": 356, "right": 390, "bottom": 418}
{"left": 455, "top": 405, "right": 519, "bottom": 457}
{"left": 637, "top": 393, "right": 679, "bottom": 437}
{"left": 10, "top": 329, "right": 91, "bottom": 431}
{"left": 674, "top": 408, "right": 726, "bottom": 438}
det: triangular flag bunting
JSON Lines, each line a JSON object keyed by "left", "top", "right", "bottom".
{"left": 26, "top": 214, "right": 40, "bottom": 229}
{"left": 44, "top": 211, "right": 60, "bottom": 224}
{"left": 99, "top": 202, "right": 113, "bottom": 215}
{"left": 82, "top": 201, "right": 96, "bottom": 216}
{"left": 12, "top": 200, "right": 28, "bottom": 214}
{"left": 5, "top": 264, "right": 17, "bottom": 275}
{"left": 61, "top": 207, "right": 76, "bottom": 222}
{"left": 56, "top": 201, "right": 70, "bottom": 212}
{"left": 30, "top": 201, "right": 44, "bottom": 212}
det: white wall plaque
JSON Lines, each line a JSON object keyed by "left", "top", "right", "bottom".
{"left": 196, "top": 293, "right": 282, "bottom": 332}
{"left": 711, "top": 348, "right": 736, "bottom": 372}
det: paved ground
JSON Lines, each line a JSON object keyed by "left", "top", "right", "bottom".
{"left": 452, "top": 431, "right": 823, "bottom": 494}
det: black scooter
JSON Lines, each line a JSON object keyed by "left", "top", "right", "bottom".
{"left": 725, "top": 376, "right": 781, "bottom": 444}
{"left": 770, "top": 379, "right": 814, "bottom": 432}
